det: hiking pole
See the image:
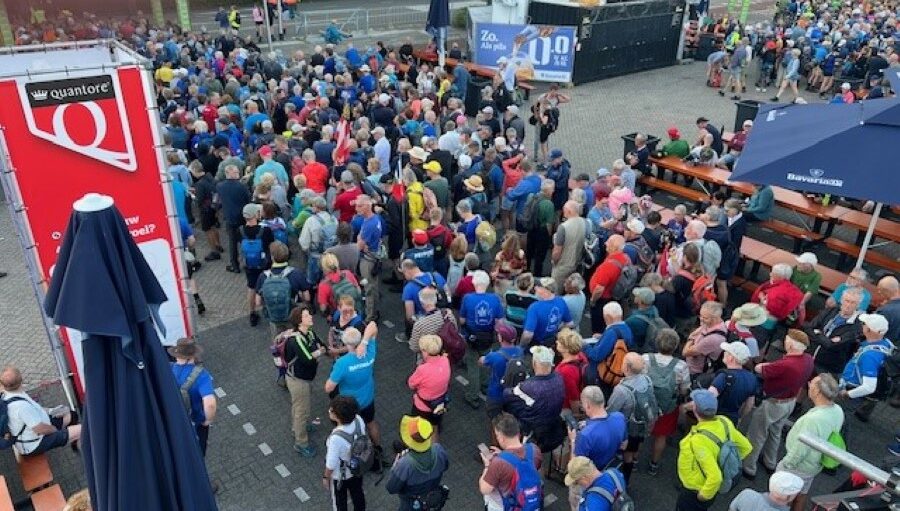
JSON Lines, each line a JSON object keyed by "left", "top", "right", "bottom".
{"left": 798, "top": 433, "right": 900, "bottom": 498}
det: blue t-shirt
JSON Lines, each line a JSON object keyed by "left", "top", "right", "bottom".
{"left": 830, "top": 284, "right": 871, "bottom": 311}
{"left": 457, "top": 215, "right": 482, "bottom": 246}
{"left": 171, "top": 362, "right": 214, "bottom": 424}
{"left": 329, "top": 338, "right": 378, "bottom": 408}
{"left": 574, "top": 413, "right": 628, "bottom": 469}
{"left": 402, "top": 272, "right": 448, "bottom": 316}
{"left": 483, "top": 346, "right": 525, "bottom": 403}
{"left": 711, "top": 369, "right": 759, "bottom": 423}
{"left": 402, "top": 246, "right": 435, "bottom": 273}
{"left": 359, "top": 214, "right": 383, "bottom": 253}
{"left": 580, "top": 470, "right": 626, "bottom": 511}
{"left": 171, "top": 180, "right": 189, "bottom": 224}
{"left": 584, "top": 323, "right": 634, "bottom": 369}
{"left": 460, "top": 292, "right": 504, "bottom": 334}
{"left": 841, "top": 339, "right": 893, "bottom": 386}
{"left": 523, "top": 297, "right": 573, "bottom": 345}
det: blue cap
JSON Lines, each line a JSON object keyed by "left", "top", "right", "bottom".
{"left": 549, "top": 149, "right": 563, "bottom": 159}
{"left": 690, "top": 389, "right": 718, "bottom": 417}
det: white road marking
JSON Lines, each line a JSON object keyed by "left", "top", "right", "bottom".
{"left": 214, "top": 387, "right": 226, "bottom": 398}
{"left": 293, "top": 487, "right": 311, "bottom": 502}
{"left": 242, "top": 423, "right": 257, "bottom": 435}
{"left": 227, "top": 404, "right": 240, "bottom": 415}
{"left": 275, "top": 464, "right": 291, "bottom": 478}
{"left": 258, "top": 443, "right": 272, "bottom": 456}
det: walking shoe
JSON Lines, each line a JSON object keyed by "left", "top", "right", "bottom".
{"left": 770, "top": 96, "right": 780, "bottom": 102}
{"left": 249, "top": 311, "right": 260, "bottom": 327}
{"left": 718, "top": 90, "right": 725, "bottom": 96}
{"left": 731, "top": 95, "right": 741, "bottom": 100}
{"left": 294, "top": 444, "right": 317, "bottom": 458}
{"left": 647, "top": 462, "right": 659, "bottom": 476}
{"left": 225, "top": 265, "right": 241, "bottom": 273}
{"left": 761, "top": 88, "right": 767, "bottom": 92}
{"left": 204, "top": 252, "right": 221, "bottom": 261}
{"left": 755, "top": 87, "right": 761, "bottom": 92}
{"left": 195, "top": 298, "right": 206, "bottom": 315}
{"left": 887, "top": 443, "right": 900, "bottom": 457}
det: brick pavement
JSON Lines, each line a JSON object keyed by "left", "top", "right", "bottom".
{"left": 1, "top": 48, "right": 898, "bottom": 510}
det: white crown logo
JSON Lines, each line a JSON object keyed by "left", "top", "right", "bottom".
{"left": 30, "top": 90, "right": 49, "bottom": 101}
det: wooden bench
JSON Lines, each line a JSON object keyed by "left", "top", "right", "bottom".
{"left": 412, "top": 49, "right": 535, "bottom": 97}
{"left": 30, "top": 484, "right": 66, "bottom": 511}
{"left": 16, "top": 452, "right": 53, "bottom": 492}
{"left": 0, "top": 477, "right": 14, "bottom": 511}
{"left": 824, "top": 237, "right": 900, "bottom": 274}
{"left": 837, "top": 209, "right": 900, "bottom": 244}
{"left": 637, "top": 175, "right": 707, "bottom": 205}
{"left": 756, "top": 218, "right": 824, "bottom": 252}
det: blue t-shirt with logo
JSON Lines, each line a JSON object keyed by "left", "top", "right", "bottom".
{"left": 402, "top": 246, "right": 435, "bottom": 273}
{"left": 482, "top": 346, "right": 525, "bottom": 403}
{"left": 841, "top": 339, "right": 893, "bottom": 386}
{"left": 460, "top": 292, "right": 504, "bottom": 334}
{"left": 329, "top": 338, "right": 378, "bottom": 408}
{"left": 523, "top": 297, "right": 572, "bottom": 345}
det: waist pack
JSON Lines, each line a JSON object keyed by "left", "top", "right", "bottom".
{"left": 411, "top": 485, "right": 450, "bottom": 511}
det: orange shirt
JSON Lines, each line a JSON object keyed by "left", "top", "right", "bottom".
{"left": 589, "top": 252, "right": 630, "bottom": 299}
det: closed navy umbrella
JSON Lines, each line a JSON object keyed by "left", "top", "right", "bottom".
{"left": 44, "top": 194, "right": 216, "bottom": 511}
{"left": 427, "top": 0, "right": 450, "bottom": 66}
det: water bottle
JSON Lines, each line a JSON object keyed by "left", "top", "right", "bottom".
{"left": 821, "top": 194, "right": 831, "bottom": 206}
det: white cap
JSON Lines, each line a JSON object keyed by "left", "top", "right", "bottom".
{"left": 770, "top": 471, "right": 804, "bottom": 496}
{"left": 841, "top": 82, "right": 852, "bottom": 89}
{"left": 482, "top": 106, "right": 494, "bottom": 114}
{"left": 859, "top": 313, "right": 889, "bottom": 334}
{"left": 795, "top": 252, "right": 818, "bottom": 265}
{"left": 379, "top": 93, "right": 391, "bottom": 105}
{"left": 720, "top": 342, "right": 751, "bottom": 364}
{"left": 626, "top": 218, "right": 645, "bottom": 234}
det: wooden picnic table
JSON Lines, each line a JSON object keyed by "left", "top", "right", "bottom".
{"left": 837, "top": 208, "right": 900, "bottom": 244}
{"left": 411, "top": 49, "right": 535, "bottom": 96}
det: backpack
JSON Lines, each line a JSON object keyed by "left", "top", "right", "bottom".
{"left": 310, "top": 213, "right": 338, "bottom": 254}
{"left": 597, "top": 328, "right": 630, "bottom": 387}
{"left": 469, "top": 193, "right": 490, "bottom": 218}
{"left": 438, "top": 311, "right": 467, "bottom": 364}
{"left": 178, "top": 365, "right": 205, "bottom": 417}
{"left": 428, "top": 227, "right": 450, "bottom": 261}
{"left": 260, "top": 268, "right": 295, "bottom": 322}
{"left": 414, "top": 273, "right": 450, "bottom": 309}
{"left": 501, "top": 351, "right": 530, "bottom": 388}
{"left": 560, "top": 358, "right": 589, "bottom": 392}
{"left": 240, "top": 226, "right": 266, "bottom": 269}
{"left": 821, "top": 430, "right": 846, "bottom": 469}
{"left": 498, "top": 444, "right": 543, "bottom": 511}
{"left": 271, "top": 330, "right": 300, "bottom": 369}
{"left": 850, "top": 343, "right": 895, "bottom": 400}
{"left": 227, "top": 127, "right": 244, "bottom": 158}
{"left": 610, "top": 258, "right": 639, "bottom": 302}
{"left": 264, "top": 219, "right": 289, "bottom": 245}
{"left": 632, "top": 314, "right": 669, "bottom": 352}
{"left": 331, "top": 271, "right": 364, "bottom": 314}
{"left": 331, "top": 417, "right": 375, "bottom": 478}
{"left": 0, "top": 396, "right": 30, "bottom": 450}
{"left": 521, "top": 193, "right": 543, "bottom": 231}
{"left": 626, "top": 238, "right": 655, "bottom": 275}
{"left": 677, "top": 269, "right": 717, "bottom": 314}
{"left": 695, "top": 418, "right": 742, "bottom": 494}
{"left": 581, "top": 218, "right": 600, "bottom": 270}
{"left": 621, "top": 376, "right": 659, "bottom": 438}
{"left": 586, "top": 469, "right": 635, "bottom": 511}
{"left": 420, "top": 187, "right": 439, "bottom": 220}
{"left": 647, "top": 356, "right": 680, "bottom": 414}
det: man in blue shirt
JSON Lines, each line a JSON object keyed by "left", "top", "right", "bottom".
{"left": 565, "top": 456, "right": 628, "bottom": 511}
{"left": 480, "top": 321, "right": 522, "bottom": 416}
{"left": 522, "top": 278, "right": 573, "bottom": 347}
{"left": 460, "top": 271, "right": 505, "bottom": 407}
{"left": 355, "top": 195, "right": 383, "bottom": 322}
{"left": 400, "top": 259, "right": 449, "bottom": 338}
{"left": 169, "top": 338, "right": 217, "bottom": 457}
{"left": 325, "top": 322, "right": 383, "bottom": 449}
{"left": 402, "top": 230, "right": 435, "bottom": 274}
{"left": 583, "top": 302, "right": 634, "bottom": 387}
{"left": 503, "top": 166, "right": 542, "bottom": 232}
{"left": 839, "top": 313, "right": 895, "bottom": 421}
{"left": 569, "top": 386, "right": 628, "bottom": 507}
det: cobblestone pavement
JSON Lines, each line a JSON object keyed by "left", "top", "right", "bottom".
{"left": 1, "top": 50, "right": 898, "bottom": 510}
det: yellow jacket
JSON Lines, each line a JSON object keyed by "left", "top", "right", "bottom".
{"left": 406, "top": 182, "right": 428, "bottom": 231}
{"left": 677, "top": 416, "right": 752, "bottom": 501}
{"left": 228, "top": 9, "right": 241, "bottom": 29}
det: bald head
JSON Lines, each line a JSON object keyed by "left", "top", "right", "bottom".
{"left": 606, "top": 234, "right": 625, "bottom": 253}
{"left": 563, "top": 200, "right": 581, "bottom": 218}
{"left": 0, "top": 366, "right": 23, "bottom": 391}
{"left": 878, "top": 276, "right": 899, "bottom": 299}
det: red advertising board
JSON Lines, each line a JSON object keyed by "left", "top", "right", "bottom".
{"left": 0, "top": 60, "right": 192, "bottom": 396}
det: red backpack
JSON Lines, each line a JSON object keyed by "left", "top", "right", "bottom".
{"left": 678, "top": 269, "right": 718, "bottom": 313}
{"left": 437, "top": 310, "right": 466, "bottom": 364}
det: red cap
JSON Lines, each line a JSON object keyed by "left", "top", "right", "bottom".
{"left": 258, "top": 145, "right": 273, "bottom": 157}
{"left": 667, "top": 127, "right": 680, "bottom": 138}
{"left": 412, "top": 229, "right": 428, "bottom": 246}
{"left": 765, "top": 40, "right": 776, "bottom": 50}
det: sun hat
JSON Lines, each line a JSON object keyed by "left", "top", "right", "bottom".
{"left": 399, "top": 415, "right": 434, "bottom": 453}
{"left": 168, "top": 337, "right": 203, "bottom": 359}
{"left": 463, "top": 175, "right": 485, "bottom": 192}
{"left": 732, "top": 303, "right": 767, "bottom": 327}
{"left": 407, "top": 146, "right": 429, "bottom": 161}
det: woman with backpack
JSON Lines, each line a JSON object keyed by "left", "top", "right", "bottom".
{"left": 407, "top": 335, "right": 451, "bottom": 438}
{"left": 317, "top": 254, "right": 362, "bottom": 319}
{"left": 555, "top": 328, "right": 588, "bottom": 413}
{"left": 642, "top": 328, "right": 690, "bottom": 476}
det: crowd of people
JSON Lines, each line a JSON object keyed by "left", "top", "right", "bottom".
{"left": 702, "top": 0, "right": 897, "bottom": 103}
{"left": 0, "top": 4, "right": 899, "bottom": 511}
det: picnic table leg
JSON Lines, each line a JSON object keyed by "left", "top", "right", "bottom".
{"left": 823, "top": 220, "right": 837, "bottom": 238}
{"left": 854, "top": 230, "right": 866, "bottom": 246}
{"left": 812, "top": 217, "right": 823, "bottom": 234}
{"left": 749, "top": 261, "right": 762, "bottom": 280}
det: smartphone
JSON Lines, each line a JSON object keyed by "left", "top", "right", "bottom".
{"left": 477, "top": 443, "right": 491, "bottom": 459}
{"left": 562, "top": 412, "right": 578, "bottom": 430}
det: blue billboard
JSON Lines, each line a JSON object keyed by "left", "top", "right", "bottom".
{"left": 473, "top": 23, "right": 577, "bottom": 83}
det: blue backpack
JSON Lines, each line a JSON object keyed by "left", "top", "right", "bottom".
{"left": 240, "top": 226, "right": 266, "bottom": 269}
{"left": 260, "top": 268, "right": 295, "bottom": 322}
{"left": 226, "top": 127, "right": 244, "bottom": 158}
{"left": 696, "top": 417, "right": 742, "bottom": 494}
{"left": 498, "top": 443, "right": 543, "bottom": 511}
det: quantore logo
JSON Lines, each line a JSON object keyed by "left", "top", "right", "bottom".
{"left": 786, "top": 168, "right": 843, "bottom": 188}
{"left": 20, "top": 74, "right": 136, "bottom": 171}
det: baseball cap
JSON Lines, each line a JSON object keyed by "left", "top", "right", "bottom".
{"left": 564, "top": 456, "right": 596, "bottom": 487}
{"left": 626, "top": 218, "right": 645, "bottom": 234}
{"left": 530, "top": 345, "right": 555, "bottom": 366}
{"left": 242, "top": 203, "right": 262, "bottom": 219}
{"left": 549, "top": 149, "right": 563, "bottom": 159}
{"left": 340, "top": 170, "right": 354, "bottom": 183}
{"left": 596, "top": 168, "right": 611, "bottom": 178}
{"left": 258, "top": 145, "right": 272, "bottom": 157}
{"left": 379, "top": 172, "right": 395, "bottom": 184}
{"left": 496, "top": 320, "right": 517, "bottom": 344}
{"left": 770, "top": 471, "right": 804, "bottom": 497}
{"left": 412, "top": 229, "right": 428, "bottom": 246}
{"left": 423, "top": 161, "right": 442, "bottom": 174}
{"left": 632, "top": 287, "right": 655, "bottom": 305}
{"left": 696, "top": 116, "right": 709, "bottom": 124}
{"left": 481, "top": 106, "right": 494, "bottom": 115}
{"left": 859, "top": 313, "right": 889, "bottom": 334}
{"left": 842, "top": 82, "right": 852, "bottom": 89}
{"left": 667, "top": 127, "right": 680, "bottom": 138}
{"left": 689, "top": 389, "right": 718, "bottom": 417}
{"left": 795, "top": 252, "right": 818, "bottom": 265}
{"left": 720, "top": 341, "right": 751, "bottom": 364}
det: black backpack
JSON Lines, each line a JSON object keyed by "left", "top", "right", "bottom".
{"left": 413, "top": 273, "right": 450, "bottom": 309}
{"left": 0, "top": 396, "right": 30, "bottom": 450}
{"left": 500, "top": 352, "right": 530, "bottom": 388}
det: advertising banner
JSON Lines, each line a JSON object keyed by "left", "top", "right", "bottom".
{"left": 474, "top": 23, "right": 577, "bottom": 83}
{"left": 0, "top": 63, "right": 191, "bottom": 395}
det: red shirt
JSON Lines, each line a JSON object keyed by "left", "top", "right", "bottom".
{"left": 589, "top": 252, "right": 630, "bottom": 299}
{"left": 555, "top": 353, "right": 588, "bottom": 409}
{"left": 751, "top": 279, "right": 804, "bottom": 321}
{"left": 454, "top": 275, "right": 475, "bottom": 303}
{"left": 316, "top": 270, "right": 360, "bottom": 314}
{"left": 333, "top": 186, "right": 362, "bottom": 223}
{"left": 761, "top": 352, "right": 814, "bottom": 399}
{"left": 201, "top": 104, "right": 219, "bottom": 130}
{"left": 301, "top": 162, "right": 329, "bottom": 194}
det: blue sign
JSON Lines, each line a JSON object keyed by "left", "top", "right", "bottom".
{"left": 473, "top": 23, "right": 577, "bottom": 83}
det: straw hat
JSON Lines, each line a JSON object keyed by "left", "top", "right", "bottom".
{"left": 463, "top": 175, "right": 485, "bottom": 192}
{"left": 168, "top": 338, "right": 202, "bottom": 359}
{"left": 731, "top": 303, "right": 767, "bottom": 327}
{"left": 407, "top": 146, "right": 429, "bottom": 161}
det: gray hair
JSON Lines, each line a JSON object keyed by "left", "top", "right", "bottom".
{"left": 540, "top": 178, "right": 555, "bottom": 194}
{"left": 674, "top": 204, "right": 688, "bottom": 215}
{"left": 772, "top": 263, "right": 793, "bottom": 280}
{"left": 566, "top": 273, "right": 586, "bottom": 292}
{"left": 688, "top": 219, "right": 707, "bottom": 238}
{"left": 310, "top": 196, "right": 327, "bottom": 210}
{"left": 602, "top": 301, "right": 623, "bottom": 320}
{"left": 612, "top": 159, "right": 626, "bottom": 172}
{"left": 706, "top": 205, "right": 724, "bottom": 225}
{"left": 418, "top": 286, "right": 438, "bottom": 307}
{"left": 842, "top": 287, "right": 863, "bottom": 302}
{"left": 814, "top": 373, "right": 840, "bottom": 401}
{"left": 455, "top": 199, "right": 472, "bottom": 215}
{"left": 342, "top": 327, "right": 362, "bottom": 347}
{"left": 471, "top": 270, "right": 490, "bottom": 291}
{"left": 581, "top": 386, "right": 606, "bottom": 407}
{"left": 700, "top": 300, "right": 724, "bottom": 319}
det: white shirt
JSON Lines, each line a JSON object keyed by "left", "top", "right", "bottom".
{"left": 4, "top": 390, "right": 51, "bottom": 455}
{"left": 325, "top": 415, "right": 365, "bottom": 480}
{"left": 727, "top": 212, "right": 743, "bottom": 227}
{"left": 438, "top": 131, "right": 461, "bottom": 156}
{"left": 374, "top": 137, "right": 391, "bottom": 174}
